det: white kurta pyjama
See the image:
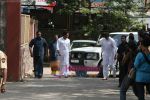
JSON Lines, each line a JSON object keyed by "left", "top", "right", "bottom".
{"left": 56, "top": 37, "right": 70, "bottom": 76}
{"left": 99, "top": 37, "right": 117, "bottom": 78}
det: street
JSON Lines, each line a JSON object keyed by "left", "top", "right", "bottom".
{"left": 1, "top": 75, "right": 150, "bottom": 100}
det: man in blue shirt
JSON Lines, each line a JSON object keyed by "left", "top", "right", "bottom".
{"left": 29, "top": 31, "right": 48, "bottom": 78}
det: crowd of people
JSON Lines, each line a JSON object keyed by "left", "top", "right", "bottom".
{"left": 29, "top": 31, "right": 70, "bottom": 78}
{"left": 117, "top": 30, "right": 150, "bottom": 100}
{"left": 0, "top": 29, "right": 150, "bottom": 97}
{"left": 97, "top": 30, "right": 150, "bottom": 100}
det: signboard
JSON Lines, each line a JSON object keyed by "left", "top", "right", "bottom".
{"left": 35, "top": 0, "right": 56, "bottom": 11}
{"left": 35, "top": 0, "right": 48, "bottom": 5}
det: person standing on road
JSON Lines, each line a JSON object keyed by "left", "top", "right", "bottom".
{"left": 119, "top": 31, "right": 148, "bottom": 100}
{"left": 0, "top": 50, "right": 7, "bottom": 93}
{"left": 134, "top": 33, "right": 150, "bottom": 100}
{"left": 117, "top": 35, "right": 129, "bottom": 87}
{"left": 29, "top": 31, "right": 48, "bottom": 78}
{"left": 56, "top": 31, "right": 70, "bottom": 78}
{"left": 99, "top": 33, "right": 117, "bottom": 80}
{"left": 49, "top": 34, "right": 59, "bottom": 76}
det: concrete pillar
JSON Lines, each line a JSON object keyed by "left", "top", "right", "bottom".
{"left": 6, "top": 0, "right": 21, "bottom": 81}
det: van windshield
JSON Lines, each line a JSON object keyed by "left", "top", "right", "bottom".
{"left": 71, "top": 42, "right": 96, "bottom": 49}
{"left": 110, "top": 33, "right": 138, "bottom": 46}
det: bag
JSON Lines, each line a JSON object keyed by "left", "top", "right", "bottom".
{"left": 128, "top": 68, "right": 136, "bottom": 80}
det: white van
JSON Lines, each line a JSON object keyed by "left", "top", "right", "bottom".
{"left": 109, "top": 32, "right": 138, "bottom": 46}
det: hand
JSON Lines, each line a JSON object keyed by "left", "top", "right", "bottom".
{"left": 114, "top": 55, "right": 117, "bottom": 60}
{"left": 45, "top": 55, "right": 49, "bottom": 61}
{"left": 46, "top": 55, "right": 49, "bottom": 58}
{"left": 57, "top": 50, "right": 61, "bottom": 56}
{"left": 30, "top": 53, "right": 33, "bottom": 57}
{"left": 1, "top": 84, "right": 6, "bottom": 93}
{"left": 58, "top": 53, "right": 61, "bottom": 56}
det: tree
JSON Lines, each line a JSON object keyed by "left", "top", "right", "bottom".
{"left": 46, "top": 0, "right": 145, "bottom": 39}
{"left": 83, "top": 0, "right": 145, "bottom": 35}
{"left": 47, "top": 0, "right": 91, "bottom": 14}
{"left": 104, "top": 0, "right": 145, "bottom": 31}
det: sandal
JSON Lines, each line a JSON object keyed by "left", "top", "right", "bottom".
{"left": 1, "top": 84, "right": 6, "bottom": 93}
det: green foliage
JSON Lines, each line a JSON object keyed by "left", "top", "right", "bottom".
{"left": 47, "top": 0, "right": 145, "bottom": 38}
{"left": 58, "top": 0, "right": 80, "bottom": 14}
{"left": 47, "top": 0, "right": 89, "bottom": 14}
{"left": 80, "top": 0, "right": 144, "bottom": 38}
{"left": 103, "top": 0, "right": 144, "bottom": 31}
{"left": 105, "top": 0, "right": 140, "bottom": 14}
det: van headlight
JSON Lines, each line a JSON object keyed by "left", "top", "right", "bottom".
{"left": 77, "top": 53, "right": 82, "bottom": 58}
{"left": 71, "top": 53, "right": 82, "bottom": 59}
{"left": 71, "top": 54, "right": 74, "bottom": 58}
{"left": 86, "top": 53, "right": 99, "bottom": 60}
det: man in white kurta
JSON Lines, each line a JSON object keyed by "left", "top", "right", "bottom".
{"left": 56, "top": 32, "right": 70, "bottom": 77}
{"left": 99, "top": 33, "right": 117, "bottom": 80}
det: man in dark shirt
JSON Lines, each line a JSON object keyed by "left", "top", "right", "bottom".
{"left": 29, "top": 31, "right": 48, "bottom": 78}
{"left": 117, "top": 35, "right": 128, "bottom": 87}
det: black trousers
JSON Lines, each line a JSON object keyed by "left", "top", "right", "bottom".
{"left": 119, "top": 62, "right": 128, "bottom": 86}
{"left": 136, "top": 82, "right": 150, "bottom": 100}
{"left": 33, "top": 56, "right": 44, "bottom": 77}
{"left": 120, "top": 75, "right": 137, "bottom": 100}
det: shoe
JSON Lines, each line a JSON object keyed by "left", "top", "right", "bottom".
{"left": 65, "top": 76, "right": 68, "bottom": 78}
{"left": 1, "top": 84, "right": 6, "bottom": 93}
{"left": 118, "top": 85, "right": 121, "bottom": 88}
{"left": 37, "top": 75, "right": 42, "bottom": 79}
{"left": 96, "top": 74, "right": 101, "bottom": 78}
{"left": 34, "top": 76, "right": 38, "bottom": 78}
{"left": 118, "top": 83, "right": 121, "bottom": 87}
{"left": 96, "top": 72, "right": 103, "bottom": 78}
{"left": 102, "top": 78, "right": 107, "bottom": 80}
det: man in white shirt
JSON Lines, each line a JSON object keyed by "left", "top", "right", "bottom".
{"left": 56, "top": 32, "right": 70, "bottom": 77}
{"left": 99, "top": 33, "right": 117, "bottom": 80}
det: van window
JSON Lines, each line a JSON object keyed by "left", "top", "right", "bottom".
{"left": 110, "top": 32, "right": 138, "bottom": 46}
{"left": 110, "top": 34, "right": 128, "bottom": 46}
{"left": 71, "top": 42, "right": 96, "bottom": 49}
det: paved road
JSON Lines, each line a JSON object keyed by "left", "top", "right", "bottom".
{"left": 1, "top": 76, "right": 150, "bottom": 100}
